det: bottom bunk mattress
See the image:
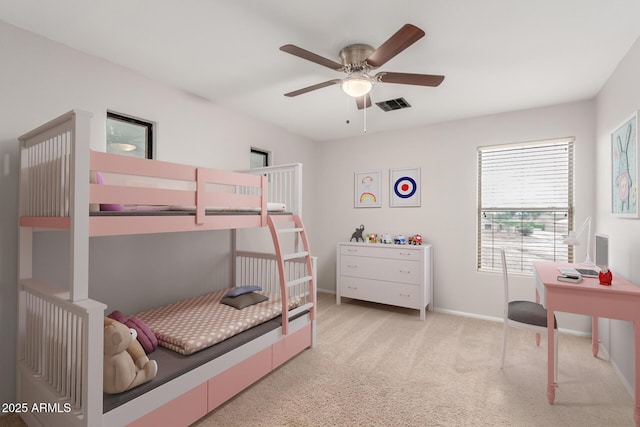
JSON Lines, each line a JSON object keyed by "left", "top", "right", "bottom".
{"left": 136, "top": 288, "right": 300, "bottom": 355}
{"left": 104, "top": 312, "right": 310, "bottom": 413}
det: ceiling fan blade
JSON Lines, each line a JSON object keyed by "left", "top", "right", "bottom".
{"left": 365, "top": 24, "right": 425, "bottom": 68}
{"left": 284, "top": 79, "right": 341, "bottom": 97}
{"left": 280, "top": 44, "right": 344, "bottom": 70}
{"left": 356, "top": 94, "right": 372, "bottom": 110}
{"left": 376, "top": 72, "right": 445, "bottom": 87}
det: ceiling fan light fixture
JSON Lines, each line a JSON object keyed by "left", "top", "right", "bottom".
{"left": 341, "top": 75, "right": 373, "bottom": 98}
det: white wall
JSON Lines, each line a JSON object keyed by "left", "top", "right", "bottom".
{"left": 595, "top": 36, "right": 640, "bottom": 394}
{"left": 315, "top": 100, "right": 596, "bottom": 330}
{"left": 0, "top": 21, "right": 319, "bottom": 404}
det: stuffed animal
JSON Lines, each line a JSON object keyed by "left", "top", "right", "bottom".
{"left": 103, "top": 318, "right": 158, "bottom": 394}
{"left": 107, "top": 310, "right": 158, "bottom": 355}
{"left": 104, "top": 317, "right": 153, "bottom": 370}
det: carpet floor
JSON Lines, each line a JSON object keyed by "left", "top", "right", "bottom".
{"left": 194, "top": 292, "right": 634, "bottom": 427}
{"left": 1, "top": 292, "right": 634, "bottom": 426}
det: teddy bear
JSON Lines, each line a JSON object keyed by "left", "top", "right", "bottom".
{"left": 103, "top": 317, "right": 158, "bottom": 394}
{"left": 104, "top": 317, "right": 155, "bottom": 370}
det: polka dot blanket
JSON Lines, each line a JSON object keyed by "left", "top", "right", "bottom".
{"left": 136, "top": 288, "right": 300, "bottom": 355}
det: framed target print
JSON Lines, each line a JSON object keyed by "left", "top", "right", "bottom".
{"left": 390, "top": 167, "right": 421, "bottom": 207}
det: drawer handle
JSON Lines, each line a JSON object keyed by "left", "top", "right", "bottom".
{"left": 347, "top": 248, "right": 358, "bottom": 252}
{"left": 399, "top": 269, "right": 412, "bottom": 274}
{"left": 399, "top": 293, "right": 412, "bottom": 298}
{"left": 347, "top": 264, "right": 359, "bottom": 268}
{"left": 347, "top": 285, "right": 359, "bottom": 290}
{"left": 399, "top": 252, "right": 412, "bottom": 256}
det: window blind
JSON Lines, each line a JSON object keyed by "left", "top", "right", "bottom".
{"left": 477, "top": 138, "right": 574, "bottom": 273}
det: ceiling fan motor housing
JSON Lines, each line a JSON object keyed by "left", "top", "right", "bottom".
{"left": 339, "top": 44, "right": 375, "bottom": 70}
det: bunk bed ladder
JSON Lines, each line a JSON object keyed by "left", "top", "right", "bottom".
{"left": 267, "top": 215, "right": 315, "bottom": 336}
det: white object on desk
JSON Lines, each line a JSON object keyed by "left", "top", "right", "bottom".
{"left": 595, "top": 233, "right": 609, "bottom": 267}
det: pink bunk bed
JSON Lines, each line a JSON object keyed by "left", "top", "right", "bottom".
{"left": 16, "top": 110, "right": 316, "bottom": 427}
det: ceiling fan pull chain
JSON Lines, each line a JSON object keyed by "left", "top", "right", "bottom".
{"left": 346, "top": 94, "right": 351, "bottom": 125}
{"left": 363, "top": 96, "right": 367, "bottom": 133}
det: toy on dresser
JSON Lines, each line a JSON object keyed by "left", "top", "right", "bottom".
{"left": 394, "top": 234, "right": 407, "bottom": 244}
{"left": 350, "top": 225, "right": 365, "bottom": 242}
{"left": 409, "top": 234, "right": 423, "bottom": 245}
{"left": 380, "top": 233, "right": 393, "bottom": 244}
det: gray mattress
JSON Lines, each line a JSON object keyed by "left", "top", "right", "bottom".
{"left": 103, "top": 314, "right": 284, "bottom": 413}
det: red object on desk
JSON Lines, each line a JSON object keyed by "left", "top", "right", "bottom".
{"left": 599, "top": 267, "right": 613, "bottom": 286}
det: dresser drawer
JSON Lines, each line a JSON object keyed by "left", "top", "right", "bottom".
{"left": 340, "top": 255, "right": 421, "bottom": 285}
{"left": 340, "top": 244, "right": 422, "bottom": 261}
{"left": 340, "top": 276, "right": 424, "bottom": 310}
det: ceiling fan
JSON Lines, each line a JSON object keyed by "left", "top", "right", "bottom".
{"left": 280, "top": 24, "right": 444, "bottom": 110}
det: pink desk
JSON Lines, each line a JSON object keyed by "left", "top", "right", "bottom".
{"left": 532, "top": 261, "right": 640, "bottom": 426}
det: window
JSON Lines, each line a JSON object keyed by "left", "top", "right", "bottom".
{"left": 477, "top": 138, "right": 574, "bottom": 274}
{"left": 250, "top": 147, "right": 271, "bottom": 168}
{"left": 106, "top": 112, "right": 154, "bottom": 159}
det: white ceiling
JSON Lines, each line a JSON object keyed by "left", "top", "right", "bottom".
{"left": 2, "top": 0, "right": 640, "bottom": 142}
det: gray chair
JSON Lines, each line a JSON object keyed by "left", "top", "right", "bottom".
{"left": 500, "top": 248, "right": 558, "bottom": 380}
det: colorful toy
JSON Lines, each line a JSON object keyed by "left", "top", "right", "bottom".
{"left": 380, "top": 233, "right": 392, "bottom": 244}
{"left": 409, "top": 234, "right": 423, "bottom": 245}
{"left": 394, "top": 234, "right": 407, "bottom": 245}
{"left": 367, "top": 233, "right": 378, "bottom": 243}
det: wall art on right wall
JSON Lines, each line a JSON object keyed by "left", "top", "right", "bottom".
{"left": 611, "top": 111, "right": 639, "bottom": 218}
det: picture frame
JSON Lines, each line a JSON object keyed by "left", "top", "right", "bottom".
{"left": 611, "top": 111, "right": 639, "bottom": 218}
{"left": 354, "top": 171, "right": 381, "bottom": 208}
{"left": 390, "top": 167, "right": 421, "bottom": 207}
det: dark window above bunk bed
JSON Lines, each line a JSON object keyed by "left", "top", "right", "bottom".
{"left": 250, "top": 147, "right": 271, "bottom": 168}
{"left": 107, "top": 111, "right": 154, "bottom": 159}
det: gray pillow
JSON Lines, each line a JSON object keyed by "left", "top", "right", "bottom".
{"left": 221, "top": 292, "right": 268, "bottom": 310}
{"left": 223, "top": 285, "right": 262, "bottom": 298}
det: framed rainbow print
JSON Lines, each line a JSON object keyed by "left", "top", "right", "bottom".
{"left": 354, "top": 171, "right": 381, "bottom": 208}
{"left": 611, "top": 111, "right": 639, "bottom": 218}
{"left": 390, "top": 167, "right": 421, "bottom": 207}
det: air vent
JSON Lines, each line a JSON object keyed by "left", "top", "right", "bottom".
{"left": 376, "top": 97, "right": 412, "bottom": 112}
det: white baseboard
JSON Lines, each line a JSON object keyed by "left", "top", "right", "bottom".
{"left": 434, "top": 307, "right": 502, "bottom": 323}
{"left": 433, "top": 307, "right": 591, "bottom": 338}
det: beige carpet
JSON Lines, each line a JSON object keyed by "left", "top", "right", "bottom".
{"left": 1, "top": 293, "right": 634, "bottom": 426}
{"left": 194, "top": 293, "right": 633, "bottom": 427}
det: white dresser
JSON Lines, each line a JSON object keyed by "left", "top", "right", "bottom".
{"left": 336, "top": 242, "right": 433, "bottom": 320}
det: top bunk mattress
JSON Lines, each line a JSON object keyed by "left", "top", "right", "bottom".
{"left": 90, "top": 202, "right": 289, "bottom": 216}
{"left": 136, "top": 288, "right": 300, "bottom": 355}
